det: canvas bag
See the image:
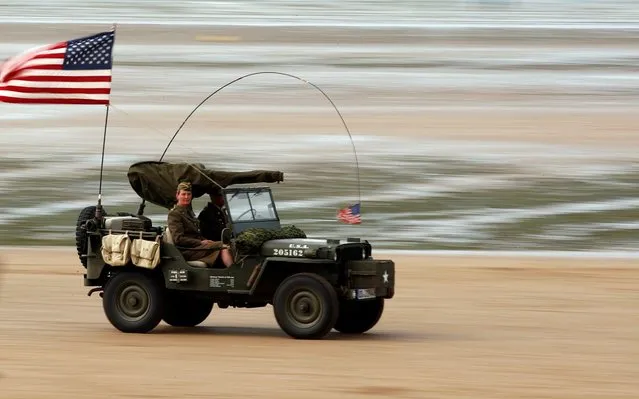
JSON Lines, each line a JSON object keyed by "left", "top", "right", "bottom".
{"left": 101, "top": 231, "right": 132, "bottom": 266}
{"left": 130, "top": 233, "right": 161, "bottom": 269}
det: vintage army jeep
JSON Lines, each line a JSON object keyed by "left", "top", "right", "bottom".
{"left": 77, "top": 160, "right": 395, "bottom": 340}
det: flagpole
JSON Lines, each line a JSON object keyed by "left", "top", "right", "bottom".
{"left": 96, "top": 103, "right": 109, "bottom": 216}
{"left": 95, "top": 23, "right": 117, "bottom": 220}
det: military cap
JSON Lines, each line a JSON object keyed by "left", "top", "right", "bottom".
{"left": 177, "top": 181, "right": 192, "bottom": 192}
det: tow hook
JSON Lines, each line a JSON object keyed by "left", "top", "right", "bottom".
{"left": 87, "top": 287, "right": 103, "bottom": 297}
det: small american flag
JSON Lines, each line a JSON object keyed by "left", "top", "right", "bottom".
{"left": 337, "top": 202, "right": 361, "bottom": 224}
{"left": 0, "top": 29, "right": 115, "bottom": 105}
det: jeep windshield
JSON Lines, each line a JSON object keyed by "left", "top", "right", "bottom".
{"left": 225, "top": 188, "right": 279, "bottom": 223}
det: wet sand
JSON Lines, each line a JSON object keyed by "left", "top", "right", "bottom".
{"left": 0, "top": 247, "right": 637, "bottom": 398}
{"left": 4, "top": 109, "right": 639, "bottom": 154}
{"left": 3, "top": 21, "right": 639, "bottom": 46}
{"left": 3, "top": 22, "right": 639, "bottom": 152}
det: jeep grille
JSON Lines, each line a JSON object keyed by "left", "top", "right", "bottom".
{"left": 336, "top": 244, "right": 369, "bottom": 262}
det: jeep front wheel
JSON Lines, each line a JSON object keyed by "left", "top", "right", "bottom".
{"left": 334, "top": 297, "right": 384, "bottom": 334}
{"left": 272, "top": 273, "right": 339, "bottom": 339}
{"left": 102, "top": 272, "right": 164, "bottom": 333}
{"left": 162, "top": 292, "right": 214, "bottom": 327}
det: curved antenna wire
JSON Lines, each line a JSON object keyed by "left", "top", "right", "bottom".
{"left": 158, "top": 71, "right": 361, "bottom": 207}
{"left": 108, "top": 104, "right": 225, "bottom": 189}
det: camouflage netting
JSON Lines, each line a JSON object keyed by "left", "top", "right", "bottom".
{"left": 235, "top": 225, "right": 307, "bottom": 254}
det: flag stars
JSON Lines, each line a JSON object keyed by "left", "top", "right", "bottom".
{"left": 63, "top": 31, "right": 114, "bottom": 70}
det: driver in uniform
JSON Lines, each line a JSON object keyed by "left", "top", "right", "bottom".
{"left": 167, "top": 181, "right": 234, "bottom": 268}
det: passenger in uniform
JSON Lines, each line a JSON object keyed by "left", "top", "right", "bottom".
{"left": 198, "top": 190, "right": 227, "bottom": 242}
{"left": 167, "top": 181, "right": 234, "bottom": 268}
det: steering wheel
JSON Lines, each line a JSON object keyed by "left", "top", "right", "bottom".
{"left": 236, "top": 208, "right": 257, "bottom": 221}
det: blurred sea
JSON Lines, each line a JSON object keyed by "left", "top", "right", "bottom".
{"left": 0, "top": 1, "right": 638, "bottom": 252}
{"left": 1, "top": 1, "right": 639, "bottom": 27}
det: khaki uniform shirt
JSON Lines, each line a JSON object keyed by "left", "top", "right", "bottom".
{"left": 167, "top": 204, "right": 220, "bottom": 261}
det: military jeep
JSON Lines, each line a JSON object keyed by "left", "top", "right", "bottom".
{"left": 77, "top": 161, "right": 395, "bottom": 340}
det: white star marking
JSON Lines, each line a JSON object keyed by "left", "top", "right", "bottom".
{"left": 382, "top": 270, "right": 389, "bottom": 284}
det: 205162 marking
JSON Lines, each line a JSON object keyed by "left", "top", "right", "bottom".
{"left": 272, "top": 248, "right": 304, "bottom": 257}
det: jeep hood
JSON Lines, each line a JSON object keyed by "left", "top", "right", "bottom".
{"left": 127, "top": 161, "right": 284, "bottom": 209}
{"left": 261, "top": 238, "right": 371, "bottom": 259}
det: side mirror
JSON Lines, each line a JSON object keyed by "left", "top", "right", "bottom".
{"left": 221, "top": 227, "right": 233, "bottom": 245}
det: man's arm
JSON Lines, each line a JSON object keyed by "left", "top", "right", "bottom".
{"left": 168, "top": 211, "right": 204, "bottom": 248}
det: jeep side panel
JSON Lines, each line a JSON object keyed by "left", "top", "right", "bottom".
{"left": 160, "top": 250, "right": 262, "bottom": 293}
{"left": 249, "top": 257, "right": 342, "bottom": 298}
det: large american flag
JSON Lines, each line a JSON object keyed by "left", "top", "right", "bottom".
{"left": 0, "top": 29, "right": 115, "bottom": 105}
{"left": 337, "top": 202, "right": 361, "bottom": 224}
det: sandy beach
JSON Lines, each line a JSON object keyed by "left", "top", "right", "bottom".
{"left": 0, "top": 247, "right": 637, "bottom": 398}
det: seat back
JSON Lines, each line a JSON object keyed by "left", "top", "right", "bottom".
{"left": 162, "top": 226, "right": 207, "bottom": 268}
{"left": 163, "top": 225, "right": 174, "bottom": 244}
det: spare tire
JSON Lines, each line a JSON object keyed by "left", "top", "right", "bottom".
{"left": 75, "top": 205, "right": 106, "bottom": 268}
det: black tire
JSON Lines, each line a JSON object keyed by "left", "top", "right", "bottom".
{"left": 162, "top": 291, "right": 214, "bottom": 327}
{"left": 334, "top": 297, "right": 384, "bottom": 334}
{"left": 273, "top": 273, "right": 339, "bottom": 339}
{"left": 102, "top": 272, "right": 164, "bottom": 333}
{"left": 75, "top": 205, "right": 106, "bottom": 268}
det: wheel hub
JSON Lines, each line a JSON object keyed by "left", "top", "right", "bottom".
{"left": 127, "top": 296, "right": 139, "bottom": 307}
{"left": 288, "top": 290, "right": 321, "bottom": 327}
{"left": 117, "top": 284, "right": 149, "bottom": 320}
{"left": 298, "top": 302, "right": 310, "bottom": 313}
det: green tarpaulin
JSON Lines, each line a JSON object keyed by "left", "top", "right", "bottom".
{"left": 127, "top": 161, "right": 284, "bottom": 209}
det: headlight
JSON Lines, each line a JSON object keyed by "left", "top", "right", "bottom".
{"left": 362, "top": 248, "right": 367, "bottom": 259}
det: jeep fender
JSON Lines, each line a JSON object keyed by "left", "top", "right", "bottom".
{"left": 248, "top": 257, "right": 340, "bottom": 296}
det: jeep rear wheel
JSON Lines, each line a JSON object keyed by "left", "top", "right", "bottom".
{"left": 334, "top": 297, "right": 384, "bottom": 334}
{"left": 162, "top": 292, "right": 214, "bottom": 327}
{"left": 273, "top": 273, "right": 339, "bottom": 339}
{"left": 102, "top": 272, "right": 164, "bottom": 333}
